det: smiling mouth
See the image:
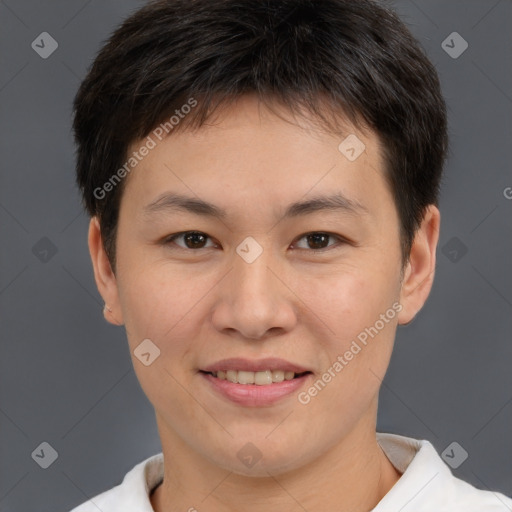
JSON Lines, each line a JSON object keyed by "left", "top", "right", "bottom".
{"left": 200, "top": 369, "right": 311, "bottom": 385}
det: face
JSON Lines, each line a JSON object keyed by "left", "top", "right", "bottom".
{"left": 90, "top": 95, "right": 439, "bottom": 476}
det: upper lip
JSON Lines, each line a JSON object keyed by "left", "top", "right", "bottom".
{"left": 201, "top": 358, "right": 311, "bottom": 374}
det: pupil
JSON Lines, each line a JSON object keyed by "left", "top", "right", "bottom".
{"left": 182, "top": 233, "right": 329, "bottom": 250}
{"left": 308, "top": 233, "right": 328, "bottom": 249}
{"left": 185, "top": 232, "right": 206, "bottom": 248}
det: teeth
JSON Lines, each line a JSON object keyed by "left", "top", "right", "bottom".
{"left": 237, "top": 370, "right": 255, "bottom": 384}
{"left": 272, "top": 370, "right": 285, "bottom": 382}
{"left": 212, "top": 369, "right": 301, "bottom": 385}
{"left": 226, "top": 370, "right": 238, "bottom": 383}
{"left": 254, "top": 370, "right": 272, "bottom": 385}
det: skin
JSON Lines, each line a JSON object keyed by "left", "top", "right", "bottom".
{"left": 88, "top": 95, "right": 440, "bottom": 511}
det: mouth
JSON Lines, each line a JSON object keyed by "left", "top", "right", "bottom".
{"left": 198, "top": 358, "right": 314, "bottom": 406}
{"left": 199, "top": 369, "right": 312, "bottom": 385}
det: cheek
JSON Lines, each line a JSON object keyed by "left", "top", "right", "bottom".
{"left": 296, "top": 265, "right": 399, "bottom": 394}
{"left": 116, "top": 256, "right": 207, "bottom": 342}
{"left": 116, "top": 264, "right": 205, "bottom": 409}
{"left": 295, "top": 264, "right": 397, "bottom": 335}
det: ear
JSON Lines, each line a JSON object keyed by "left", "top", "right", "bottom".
{"left": 397, "top": 205, "right": 440, "bottom": 325}
{"left": 88, "top": 216, "right": 124, "bottom": 326}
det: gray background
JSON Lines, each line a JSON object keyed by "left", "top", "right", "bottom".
{"left": 1, "top": 1, "right": 511, "bottom": 511}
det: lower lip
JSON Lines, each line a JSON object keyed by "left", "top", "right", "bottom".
{"left": 201, "top": 372, "right": 312, "bottom": 407}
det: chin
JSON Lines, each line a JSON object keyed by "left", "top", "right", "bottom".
{"left": 205, "top": 439, "right": 314, "bottom": 478}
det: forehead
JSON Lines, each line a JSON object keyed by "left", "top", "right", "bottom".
{"left": 121, "top": 96, "right": 390, "bottom": 223}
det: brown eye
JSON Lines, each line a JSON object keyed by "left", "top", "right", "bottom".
{"left": 165, "top": 231, "right": 215, "bottom": 250}
{"left": 293, "top": 232, "right": 344, "bottom": 251}
{"left": 163, "top": 231, "right": 345, "bottom": 252}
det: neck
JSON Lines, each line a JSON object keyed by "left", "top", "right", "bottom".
{"left": 151, "top": 414, "right": 401, "bottom": 512}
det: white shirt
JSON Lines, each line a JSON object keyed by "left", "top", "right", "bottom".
{"left": 69, "top": 432, "right": 512, "bottom": 511}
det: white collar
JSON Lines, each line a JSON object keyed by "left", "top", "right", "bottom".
{"left": 70, "top": 432, "right": 512, "bottom": 512}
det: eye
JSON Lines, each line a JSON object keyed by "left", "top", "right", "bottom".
{"left": 162, "top": 231, "right": 347, "bottom": 252}
{"left": 164, "top": 231, "right": 217, "bottom": 250}
{"left": 292, "top": 232, "right": 346, "bottom": 251}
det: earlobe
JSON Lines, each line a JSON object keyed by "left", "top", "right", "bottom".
{"left": 397, "top": 205, "right": 440, "bottom": 325}
{"left": 88, "top": 217, "right": 124, "bottom": 326}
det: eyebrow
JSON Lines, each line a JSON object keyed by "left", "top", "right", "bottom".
{"left": 142, "top": 191, "right": 369, "bottom": 221}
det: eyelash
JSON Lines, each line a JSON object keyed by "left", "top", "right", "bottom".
{"left": 162, "top": 231, "right": 348, "bottom": 252}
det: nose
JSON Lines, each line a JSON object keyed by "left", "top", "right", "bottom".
{"left": 211, "top": 245, "right": 297, "bottom": 340}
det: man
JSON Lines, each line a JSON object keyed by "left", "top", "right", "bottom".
{"left": 70, "top": 0, "right": 512, "bottom": 510}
